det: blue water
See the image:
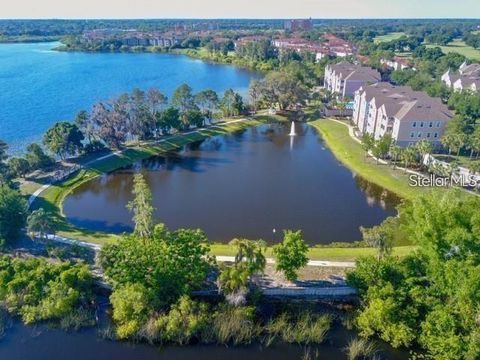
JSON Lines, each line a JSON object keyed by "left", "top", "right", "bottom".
{"left": 0, "top": 42, "right": 260, "bottom": 153}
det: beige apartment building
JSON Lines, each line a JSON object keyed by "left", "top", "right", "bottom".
{"left": 324, "top": 62, "right": 381, "bottom": 98}
{"left": 352, "top": 83, "right": 453, "bottom": 147}
{"left": 441, "top": 61, "right": 480, "bottom": 92}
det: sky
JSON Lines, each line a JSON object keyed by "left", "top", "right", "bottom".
{"left": 2, "top": 0, "right": 480, "bottom": 19}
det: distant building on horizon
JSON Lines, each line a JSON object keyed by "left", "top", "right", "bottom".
{"left": 283, "top": 19, "right": 313, "bottom": 31}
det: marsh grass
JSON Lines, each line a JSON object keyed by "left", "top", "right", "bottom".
{"left": 211, "top": 305, "right": 261, "bottom": 345}
{"left": 58, "top": 307, "right": 96, "bottom": 331}
{"left": 345, "top": 337, "right": 378, "bottom": 360}
{"left": 266, "top": 311, "right": 332, "bottom": 345}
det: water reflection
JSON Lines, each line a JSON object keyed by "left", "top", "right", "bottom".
{"left": 64, "top": 123, "right": 400, "bottom": 245}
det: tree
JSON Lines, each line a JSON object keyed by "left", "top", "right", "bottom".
{"left": 146, "top": 88, "right": 168, "bottom": 118}
{"left": 25, "top": 143, "right": 54, "bottom": 170}
{"left": 185, "top": 109, "right": 205, "bottom": 128}
{"left": 389, "top": 144, "right": 402, "bottom": 169}
{"left": 467, "top": 126, "right": 480, "bottom": 158}
{"left": 110, "top": 283, "right": 151, "bottom": 339}
{"left": 0, "top": 185, "right": 28, "bottom": 246}
{"left": 8, "top": 157, "right": 30, "bottom": 178}
{"left": 415, "top": 139, "right": 433, "bottom": 169}
{"left": 100, "top": 224, "right": 212, "bottom": 308}
{"left": 401, "top": 145, "right": 418, "bottom": 172}
{"left": 172, "top": 84, "right": 196, "bottom": 129}
{"left": 43, "top": 122, "right": 84, "bottom": 159}
{"left": 442, "top": 116, "right": 467, "bottom": 156}
{"left": 27, "top": 208, "right": 56, "bottom": 240}
{"left": 361, "top": 133, "right": 375, "bottom": 159}
{"left": 248, "top": 80, "right": 262, "bottom": 113}
{"left": 273, "top": 230, "right": 309, "bottom": 281}
{"left": 129, "top": 88, "right": 153, "bottom": 140}
{"left": 259, "top": 71, "right": 308, "bottom": 110}
{"left": 74, "top": 110, "right": 95, "bottom": 144}
{"left": 157, "top": 107, "right": 181, "bottom": 134}
{"left": 218, "top": 239, "right": 266, "bottom": 303}
{"left": 372, "top": 135, "right": 392, "bottom": 164}
{"left": 127, "top": 173, "right": 154, "bottom": 241}
{"left": 195, "top": 89, "right": 218, "bottom": 123}
{"left": 220, "top": 89, "right": 244, "bottom": 117}
{"left": 360, "top": 219, "right": 394, "bottom": 260}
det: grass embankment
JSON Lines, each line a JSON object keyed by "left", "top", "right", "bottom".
{"left": 32, "top": 118, "right": 264, "bottom": 245}
{"left": 309, "top": 118, "right": 445, "bottom": 201}
{"left": 373, "top": 32, "right": 406, "bottom": 43}
{"left": 210, "top": 244, "right": 415, "bottom": 262}
{"left": 425, "top": 39, "right": 480, "bottom": 61}
{"left": 31, "top": 115, "right": 418, "bottom": 261}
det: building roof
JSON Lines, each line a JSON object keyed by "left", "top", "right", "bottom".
{"left": 328, "top": 62, "right": 381, "bottom": 83}
{"left": 358, "top": 83, "right": 453, "bottom": 122}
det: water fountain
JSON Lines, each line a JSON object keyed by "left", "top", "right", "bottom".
{"left": 288, "top": 121, "right": 296, "bottom": 136}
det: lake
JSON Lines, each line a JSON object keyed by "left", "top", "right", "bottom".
{"left": 0, "top": 42, "right": 260, "bottom": 153}
{"left": 64, "top": 122, "right": 400, "bottom": 245}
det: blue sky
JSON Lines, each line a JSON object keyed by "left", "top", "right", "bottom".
{"left": 2, "top": 0, "right": 480, "bottom": 19}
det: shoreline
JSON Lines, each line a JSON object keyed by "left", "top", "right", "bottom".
{"left": 26, "top": 115, "right": 416, "bottom": 261}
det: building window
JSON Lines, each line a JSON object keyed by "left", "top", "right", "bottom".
{"left": 436, "top": 122, "right": 441, "bottom": 128}
{"left": 417, "top": 132, "right": 422, "bottom": 138}
{"left": 412, "top": 122, "right": 417, "bottom": 128}
{"left": 427, "top": 133, "right": 431, "bottom": 138}
{"left": 429, "top": 122, "right": 433, "bottom": 127}
{"left": 420, "top": 122, "right": 424, "bottom": 127}
{"left": 410, "top": 132, "right": 415, "bottom": 138}
{"left": 434, "top": 133, "right": 438, "bottom": 138}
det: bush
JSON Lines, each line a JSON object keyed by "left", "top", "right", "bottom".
{"left": 0, "top": 256, "right": 94, "bottom": 326}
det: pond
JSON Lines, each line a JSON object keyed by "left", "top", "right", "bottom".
{"left": 63, "top": 122, "right": 400, "bottom": 245}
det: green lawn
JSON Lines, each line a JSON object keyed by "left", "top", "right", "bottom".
{"left": 210, "top": 244, "right": 416, "bottom": 261}
{"left": 425, "top": 39, "right": 480, "bottom": 61}
{"left": 374, "top": 32, "right": 406, "bottom": 43}
{"left": 309, "top": 119, "right": 444, "bottom": 201}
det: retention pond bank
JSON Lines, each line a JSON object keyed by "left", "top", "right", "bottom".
{"left": 64, "top": 122, "right": 400, "bottom": 245}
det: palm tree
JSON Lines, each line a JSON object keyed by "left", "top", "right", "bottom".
{"left": 467, "top": 128, "right": 480, "bottom": 159}
{"left": 389, "top": 144, "right": 402, "bottom": 169}
{"left": 415, "top": 139, "right": 433, "bottom": 169}
{"left": 402, "top": 146, "right": 418, "bottom": 172}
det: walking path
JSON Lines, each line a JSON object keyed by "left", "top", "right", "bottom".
{"left": 46, "top": 234, "right": 355, "bottom": 268}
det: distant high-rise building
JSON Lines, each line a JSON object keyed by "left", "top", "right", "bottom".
{"left": 284, "top": 19, "right": 313, "bottom": 31}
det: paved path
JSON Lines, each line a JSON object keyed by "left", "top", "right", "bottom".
{"left": 45, "top": 235, "right": 356, "bottom": 268}
{"left": 216, "top": 255, "right": 355, "bottom": 268}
